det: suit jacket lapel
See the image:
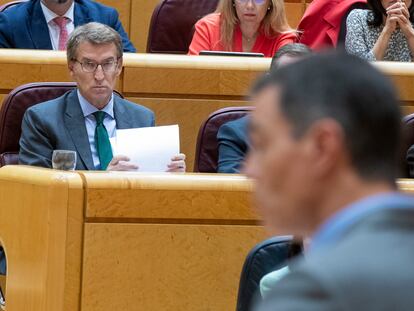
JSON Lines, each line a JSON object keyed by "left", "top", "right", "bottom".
{"left": 114, "top": 96, "right": 134, "bottom": 129}
{"left": 29, "top": 0, "right": 53, "bottom": 49}
{"left": 74, "top": 0, "right": 92, "bottom": 26}
{"left": 64, "top": 90, "right": 95, "bottom": 170}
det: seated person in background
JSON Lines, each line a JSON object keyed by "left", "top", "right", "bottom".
{"left": 19, "top": 22, "right": 185, "bottom": 172}
{"left": 188, "top": 0, "right": 297, "bottom": 57}
{"left": 248, "top": 52, "right": 414, "bottom": 311}
{"left": 297, "top": 0, "right": 367, "bottom": 50}
{"left": 405, "top": 144, "right": 414, "bottom": 176}
{"left": 346, "top": 0, "right": 414, "bottom": 61}
{"left": 0, "top": 0, "right": 136, "bottom": 52}
{"left": 216, "top": 43, "right": 311, "bottom": 173}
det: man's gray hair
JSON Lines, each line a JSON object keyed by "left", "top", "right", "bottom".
{"left": 66, "top": 22, "right": 123, "bottom": 61}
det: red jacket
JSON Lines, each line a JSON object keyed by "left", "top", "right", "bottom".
{"left": 298, "top": 0, "right": 367, "bottom": 50}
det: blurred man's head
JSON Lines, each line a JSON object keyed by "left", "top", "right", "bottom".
{"left": 270, "top": 43, "right": 312, "bottom": 71}
{"left": 246, "top": 52, "right": 401, "bottom": 236}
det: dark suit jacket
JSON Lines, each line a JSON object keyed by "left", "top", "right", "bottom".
{"left": 256, "top": 206, "right": 414, "bottom": 310}
{"left": 0, "top": 0, "right": 136, "bottom": 52}
{"left": 19, "top": 89, "right": 154, "bottom": 170}
{"left": 217, "top": 116, "right": 249, "bottom": 173}
{"left": 298, "top": 0, "right": 367, "bottom": 50}
{"left": 406, "top": 145, "right": 414, "bottom": 177}
{"left": 0, "top": 247, "right": 4, "bottom": 275}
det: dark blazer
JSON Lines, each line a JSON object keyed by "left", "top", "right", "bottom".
{"left": 256, "top": 207, "right": 414, "bottom": 311}
{"left": 0, "top": 247, "right": 4, "bottom": 275}
{"left": 19, "top": 89, "right": 154, "bottom": 170}
{"left": 0, "top": 0, "right": 136, "bottom": 52}
{"left": 217, "top": 116, "right": 249, "bottom": 173}
{"left": 406, "top": 145, "right": 414, "bottom": 177}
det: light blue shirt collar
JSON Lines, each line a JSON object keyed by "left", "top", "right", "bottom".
{"left": 77, "top": 90, "right": 114, "bottom": 118}
{"left": 310, "top": 192, "right": 414, "bottom": 252}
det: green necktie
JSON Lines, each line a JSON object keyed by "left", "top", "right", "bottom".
{"left": 93, "top": 111, "right": 113, "bottom": 170}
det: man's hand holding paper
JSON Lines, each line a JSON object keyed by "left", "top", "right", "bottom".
{"left": 109, "top": 125, "right": 185, "bottom": 172}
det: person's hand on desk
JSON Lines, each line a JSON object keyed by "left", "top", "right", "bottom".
{"left": 106, "top": 155, "right": 139, "bottom": 171}
{"left": 166, "top": 153, "right": 186, "bottom": 172}
{"left": 106, "top": 154, "right": 186, "bottom": 172}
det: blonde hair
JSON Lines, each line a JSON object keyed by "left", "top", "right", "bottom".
{"left": 215, "top": 0, "right": 293, "bottom": 51}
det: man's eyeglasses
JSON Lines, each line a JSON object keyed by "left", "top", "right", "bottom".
{"left": 235, "top": 0, "right": 267, "bottom": 5}
{"left": 73, "top": 58, "right": 120, "bottom": 73}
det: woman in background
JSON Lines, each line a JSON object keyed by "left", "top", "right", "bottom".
{"left": 188, "top": 0, "right": 296, "bottom": 57}
{"left": 346, "top": 0, "right": 414, "bottom": 61}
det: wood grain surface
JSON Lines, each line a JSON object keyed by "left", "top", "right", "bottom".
{"left": 1, "top": 166, "right": 414, "bottom": 311}
{"left": 0, "top": 52, "right": 413, "bottom": 169}
{"left": 0, "top": 166, "right": 84, "bottom": 311}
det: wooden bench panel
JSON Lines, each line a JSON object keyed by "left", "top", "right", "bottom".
{"left": 130, "top": 0, "right": 160, "bottom": 53}
{"left": 100, "top": 0, "right": 132, "bottom": 38}
{"left": 0, "top": 52, "right": 413, "bottom": 169}
{"left": 82, "top": 223, "right": 265, "bottom": 311}
{"left": 0, "top": 166, "right": 84, "bottom": 311}
{"left": 1, "top": 166, "right": 414, "bottom": 311}
{"left": 127, "top": 97, "right": 250, "bottom": 170}
{"left": 79, "top": 171, "right": 264, "bottom": 311}
{"left": 286, "top": 1, "right": 306, "bottom": 28}
{"left": 0, "top": 166, "right": 266, "bottom": 311}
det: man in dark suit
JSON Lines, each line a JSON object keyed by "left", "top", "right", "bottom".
{"left": 0, "top": 0, "right": 136, "bottom": 52}
{"left": 246, "top": 52, "right": 414, "bottom": 310}
{"left": 217, "top": 43, "right": 312, "bottom": 173}
{"left": 217, "top": 115, "right": 249, "bottom": 173}
{"left": 19, "top": 22, "right": 185, "bottom": 171}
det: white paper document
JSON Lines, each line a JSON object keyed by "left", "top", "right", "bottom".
{"left": 110, "top": 125, "right": 180, "bottom": 172}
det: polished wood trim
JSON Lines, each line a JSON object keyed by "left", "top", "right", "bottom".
{"left": 397, "top": 179, "right": 414, "bottom": 193}
{"left": 0, "top": 49, "right": 67, "bottom": 64}
{"left": 81, "top": 223, "right": 265, "bottom": 311}
{"left": 0, "top": 166, "right": 265, "bottom": 311}
{"left": 1, "top": 51, "right": 414, "bottom": 168}
{"left": 0, "top": 166, "right": 84, "bottom": 311}
{"left": 1, "top": 166, "right": 414, "bottom": 311}
{"left": 80, "top": 172, "right": 258, "bottom": 221}
{"left": 374, "top": 61, "right": 414, "bottom": 76}
{"left": 1, "top": 51, "right": 414, "bottom": 77}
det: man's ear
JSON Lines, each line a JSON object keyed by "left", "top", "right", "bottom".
{"left": 116, "top": 57, "right": 123, "bottom": 76}
{"left": 68, "top": 60, "right": 75, "bottom": 78}
{"left": 305, "top": 119, "right": 347, "bottom": 177}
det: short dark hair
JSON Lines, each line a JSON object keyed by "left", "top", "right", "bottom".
{"left": 367, "top": 0, "right": 414, "bottom": 26}
{"left": 253, "top": 52, "right": 402, "bottom": 183}
{"left": 270, "top": 43, "right": 312, "bottom": 70}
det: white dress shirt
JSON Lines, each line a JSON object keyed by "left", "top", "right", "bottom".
{"left": 40, "top": 1, "right": 75, "bottom": 50}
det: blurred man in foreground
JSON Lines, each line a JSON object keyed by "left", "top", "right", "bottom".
{"left": 247, "top": 52, "right": 414, "bottom": 310}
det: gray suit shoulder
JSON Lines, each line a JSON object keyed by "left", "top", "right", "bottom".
{"left": 22, "top": 93, "right": 67, "bottom": 131}
{"left": 257, "top": 209, "right": 414, "bottom": 311}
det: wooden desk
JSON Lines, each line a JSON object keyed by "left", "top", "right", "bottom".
{"left": 0, "top": 51, "right": 414, "bottom": 168}
{"left": 0, "top": 166, "right": 265, "bottom": 311}
{"left": 1, "top": 166, "right": 414, "bottom": 310}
